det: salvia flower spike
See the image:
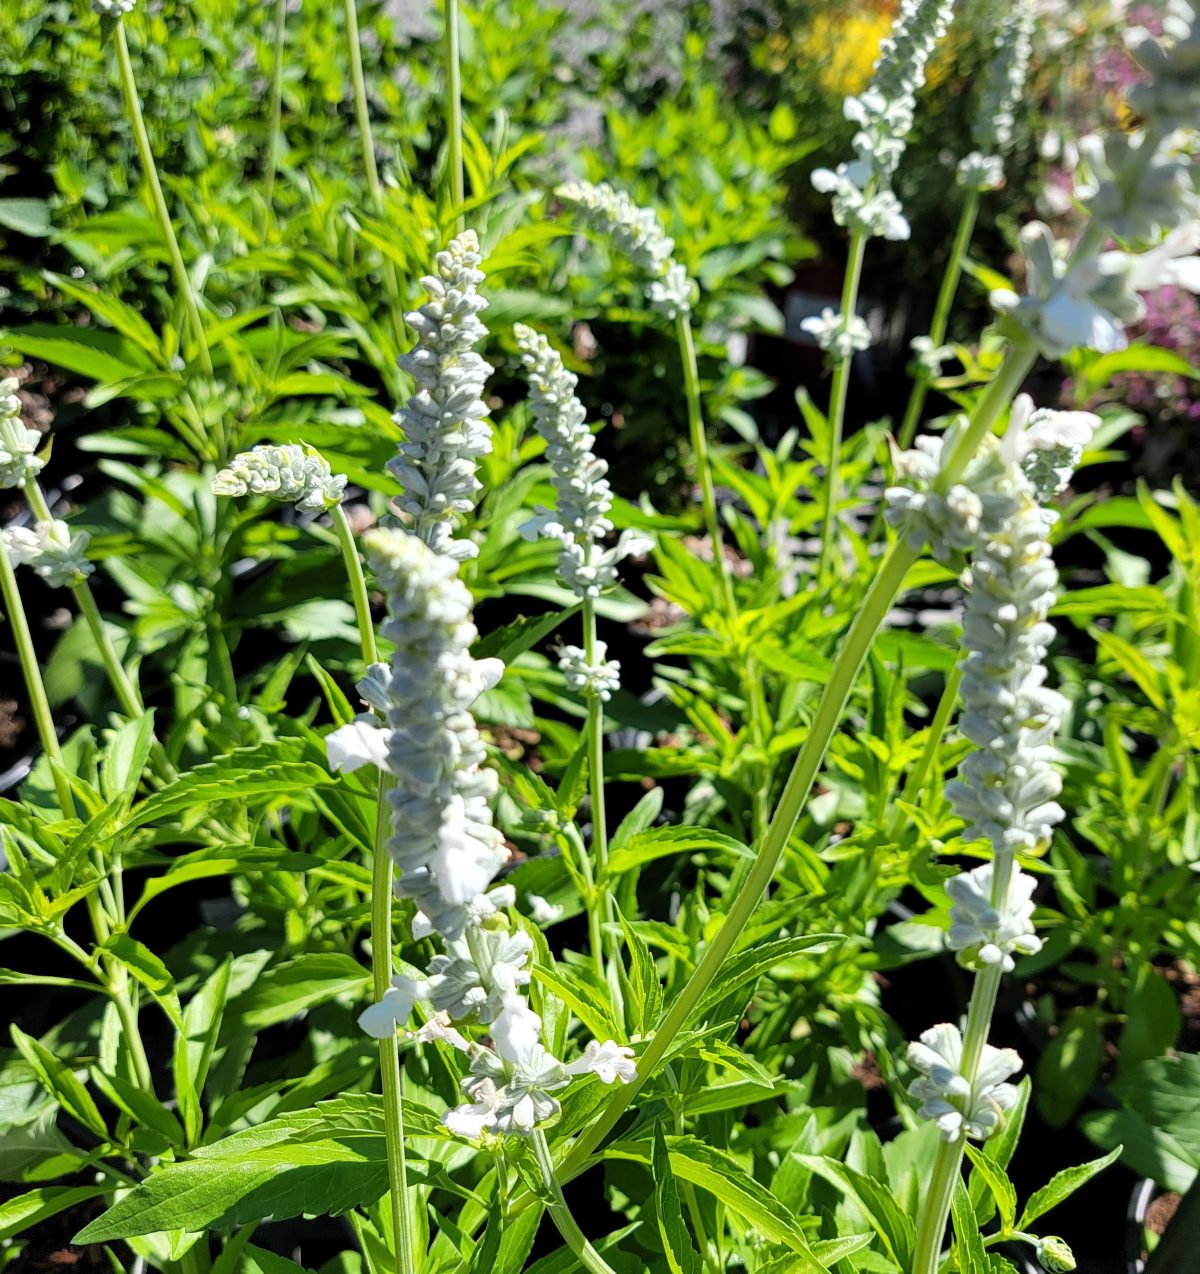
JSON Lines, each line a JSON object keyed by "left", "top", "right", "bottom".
{"left": 957, "top": 0, "right": 1034, "bottom": 191}
{"left": 555, "top": 180, "right": 694, "bottom": 318}
{"left": 212, "top": 444, "right": 346, "bottom": 512}
{"left": 389, "top": 230, "right": 493, "bottom": 560}
{"left": 0, "top": 379, "right": 43, "bottom": 491}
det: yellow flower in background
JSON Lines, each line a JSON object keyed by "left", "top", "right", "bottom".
{"left": 796, "top": 3, "right": 895, "bottom": 97}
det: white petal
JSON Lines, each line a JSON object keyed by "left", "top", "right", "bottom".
{"left": 325, "top": 719, "right": 391, "bottom": 774}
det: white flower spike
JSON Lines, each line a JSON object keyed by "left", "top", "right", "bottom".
{"left": 212, "top": 444, "right": 346, "bottom": 512}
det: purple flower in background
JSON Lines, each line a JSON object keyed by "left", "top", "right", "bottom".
{"left": 1115, "top": 285, "right": 1200, "bottom": 421}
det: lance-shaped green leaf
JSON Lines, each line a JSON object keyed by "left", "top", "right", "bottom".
{"left": 1017, "top": 1146, "right": 1122, "bottom": 1230}
{"left": 652, "top": 1127, "right": 703, "bottom": 1274}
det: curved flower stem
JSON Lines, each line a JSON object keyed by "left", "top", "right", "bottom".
{"left": 548, "top": 340, "right": 1039, "bottom": 1188}
{"left": 332, "top": 504, "right": 379, "bottom": 667}
{"left": 532, "top": 1129, "right": 619, "bottom": 1274}
{"left": 816, "top": 225, "right": 868, "bottom": 586}
{"left": 113, "top": 20, "right": 213, "bottom": 381}
{"left": 341, "top": 0, "right": 408, "bottom": 355}
{"left": 444, "top": 0, "right": 465, "bottom": 231}
{"left": 886, "top": 661, "right": 964, "bottom": 841}
{"left": 264, "top": 0, "right": 288, "bottom": 210}
{"left": 896, "top": 188, "right": 981, "bottom": 451}
{"left": 675, "top": 311, "right": 734, "bottom": 615}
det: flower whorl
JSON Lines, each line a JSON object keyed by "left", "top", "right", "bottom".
{"left": 390, "top": 231, "right": 493, "bottom": 560}
{"left": 0, "top": 380, "right": 43, "bottom": 491}
{"left": 212, "top": 444, "right": 346, "bottom": 512}
{"left": 555, "top": 181, "right": 694, "bottom": 319}
{"left": 365, "top": 528, "right": 507, "bottom": 940}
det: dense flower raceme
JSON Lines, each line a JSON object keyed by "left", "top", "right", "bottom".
{"left": 889, "top": 399, "right": 1098, "bottom": 1140}
{"left": 389, "top": 231, "right": 493, "bottom": 560}
{"left": 993, "top": 12, "right": 1200, "bottom": 358}
{"left": 956, "top": 0, "right": 1034, "bottom": 192}
{"left": 811, "top": 0, "right": 955, "bottom": 242}
{"left": 212, "top": 444, "right": 347, "bottom": 512}
{"left": 555, "top": 180, "right": 694, "bottom": 319}
{"left": 0, "top": 379, "right": 43, "bottom": 491}
{"left": 329, "top": 528, "right": 635, "bottom": 1138}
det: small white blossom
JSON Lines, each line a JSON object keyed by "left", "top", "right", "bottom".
{"left": 410, "top": 1012, "right": 471, "bottom": 1053}
{"left": 325, "top": 717, "right": 391, "bottom": 774}
{"left": 1009, "top": 395, "right": 1099, "bottom": 503}
{"left": 390, "top": 231, "right": 493, "bottom": 561}
{"left": 14, "top": 520, "right": 95, "bottom": 589}
{"left": 0, "top": 380, "right": 43, "bottom": 491}
{"left": 558, "top": 643, "right": 621, "bottom": 701}
{"left": 357, "top": 975, "right": 428, "bottom": 1039}
{"left": 956, "top": 152, "right": 1005, "bottom": 193}
{"left": 910, "top": 335, "right": 953, "bottom": 378}
{"left": 425, "top": 927, "right": 533, "bottom": 1022}
{"left": 212, "top": 444, "right": 346, "bottom": 513}
{"left": 1077, "top": 130, "right": 1199, "bottom": 243}
{"left": 3, "top": 526, "right": 41, "bottom": 568}
{"left": 800, "top": 307, "right": 872, "bottom": 360}
{"left": 527, "top": 894, "right": 564, "bottom": 925}
{"left": 810, "top": 164, "right": 911, "bottom": 241}
{"left": 946, "top": 862, "right": 1043, "bottom": 972}
{"left": 556, "top": 180, "right": 694, "bottom": 318}
{"left": 1113, "top": 223, "right": 1200, "bottom": 294}
{"left": 563, "top": 1039, "right": 637, "bottom": 1084}
{"left": 908, "top": 1023, "right": 1022, "bottom": 1142}
{"left": 92, "top": 0, "right": 137, "bottom": 13}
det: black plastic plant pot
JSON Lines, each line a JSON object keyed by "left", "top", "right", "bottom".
{"left": 1132, "top": 1172, "right": 1200, "bottom": 1274}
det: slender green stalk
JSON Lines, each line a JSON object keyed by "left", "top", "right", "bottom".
{"left": 896, "top": 189, "right": 981, "bottom": 450}
{"left": 887, "top": 661, "right": 965, "bottom": 840}
{"left": 340, "top": 0, "right": 409, "bottom": 355}
{"left": 444, "top": 0, "right": 464, "bottom": 230}
{"left": 676, "top": 311, "right": 734, "bottom": 614}
{"left": 816, "top": 226, "right": 868, "bottom": 584}
{"left": 532, "top": 1130, "right": 619, "bottom": 1274}
{"left": 551, "top": 340, "right": 1039, "bottom": 1187}
{"left": 113, "top": 20, "right": 213, "bottom": 379}
{"left": 0, "top": 548, "right": 73, "bottom": 816}
{"left": 372, "top": 784, "right": 416, "bottom": 1274}
{"left": 264, "top": 0, "right": 288, "bottom": 209}
{"left": 582, "top": 596, "right": 609, "bottom": 893}
{"left": 333, "top": 504, "right": 379, "bottom": 666}
{"left": 335, "top": 508, "right": 413, "bottom": 1274}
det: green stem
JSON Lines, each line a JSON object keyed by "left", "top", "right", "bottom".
{"left": 444, "top": 0, "right": 465, "bottom": 230}
{"left": 109, "top": 970, "right": 155, "bottom": 1093}
{"left": 816, "top": 226, "right": 867, "bottom": 584}
{"left": 552, "top": 340, "right": 1038, "bottom": 1187}
{"left": 264, "top": 0, "right": 288, "bottom": 209}
{"left": 372, "top": 782, "right": 416, "bottom": 1274}
{"left": 0, "top": 543, "right": 74, "bottom": 816}
{"left": 341, "top": 0, "right": 408, "bottom": 354}
{"left": 532, "top": 1129, "right": 619, "bottom": 1274}
{"left": 676, "top": 311, "right": 734, "bottom": 614}
{"left": 333, "top": 503, "right": 379, "bottom": 666}
{"left": 896, "top": 188, "right": 981, "bottom": 451}
{"left": 887, "top": 661, "right": 964, "bottom": 841}
{"left": 114, "top": 20, "right": 213, "bottom": 379}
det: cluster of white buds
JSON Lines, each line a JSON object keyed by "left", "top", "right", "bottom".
{"left": 514, "top": 324, "right": 651, "bottom": 600}
{"left": 4, "top": 521, "right": 94, "bottom": 589}
{"left": 212, "top": 444, "right": 346, "bottom": 512}
{"left": 909, "top": 335, "right": 953, "bottom": 378}
{"left": 957, "top": 0, "right": 1034, "bottom": 191}
{"left": 389, "top": 231, "right": 493, "bottom": 560}
{"left": 558, "top": 643, "right": 621, "bottom": 701}
{"left": 334, "top": 528, "right": 637, "bottom": 1139}
{"left": 92, "top": 0, "right": 136, "bottom": 13}
{"left": 0, "top": 380, "right": 43, "bottom": 491}
{"left": 812, "top": 0, "right": 955, "bottom": 240}
{"left": 555, "top": 180, "right": 695, "bottom": 319}
{"left": 946, "top": 861, "right": 1041, "bottom": 972}
{"left": 907, "top": 1023, "right": 1022, "bottom": 1142}
{"left": 800, "top": 307, "right": 872, "bottom": 361}
{"left": 894, "top": 399, "right": 1099, "bottom": 1141}
{"left": 994, "top": 12, "right": 1200, "bottom": 358}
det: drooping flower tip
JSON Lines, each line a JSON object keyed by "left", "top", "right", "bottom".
{"left": 212, "top": 444, "right": 346, "bottom": 513}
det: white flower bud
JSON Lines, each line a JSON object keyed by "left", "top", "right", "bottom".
{"left": 212, "top": 444, "right": 346, "bottom": 512}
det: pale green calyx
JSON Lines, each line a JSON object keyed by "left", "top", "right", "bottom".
{"left": 0, "top": 379, "right": 43, "bottom": 491}
{"left": 555, "top": 180, "right": 694, "bottom": 318}
{"left": 390, "top": 230, "right": 493, "bottom": 561}
{"left": 212, "top": 444, "right": 346, "bottom": 512}
{"left": 1036, "top": 1236, "right": 1076, "bottom": 1272}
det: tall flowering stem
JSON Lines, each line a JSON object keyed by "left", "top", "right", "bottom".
{"left": 111, "top": 18, "right": 213, "bottom": 382}
{"left": 444, "top": 0, "right": 465, "bottom": 229}
{"left": 514, "top": 323, "right": 650, "bottom": 978}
